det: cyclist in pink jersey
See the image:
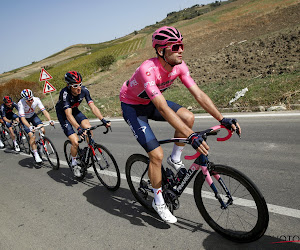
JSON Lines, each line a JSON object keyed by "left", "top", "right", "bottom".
{"left": 120, "top": 26, "right": 241, "bottom": 223}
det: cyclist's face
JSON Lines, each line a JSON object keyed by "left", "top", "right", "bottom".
{"left": 163, "top": 42, "right": 183, "bottom": 65}
{"left": 70, "top": 85, "right": 82, "bottom": 96}
{"left": 5, "top": 102, "right": 12, "bottom": 108}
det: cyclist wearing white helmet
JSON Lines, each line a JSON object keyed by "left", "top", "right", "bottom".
{"left": 18, "top": 89, "right": 54, "bottom": 163}
{"left": 120, "top": 26, "right": 241, "bottom": 223}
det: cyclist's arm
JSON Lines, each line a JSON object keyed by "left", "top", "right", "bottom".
{"left": 20, "top": 117, "right": 31, "bottom": 129}
{"left": 88, "top": 102, "right": 111, "bottom": 126}
{"left": 3, "top": 116, "right": 11, "bottom": 123}
{"left": 188, "top": 84, "right": 223, "bottom": 122}
{"left": 41, "top": 110, "right": 52, "bottom": 123}
{"left": 64, "top": 108, "right": 80, "bottom": 130}
{"left": 151, "top": 95, "right": 194, "bottom": 138}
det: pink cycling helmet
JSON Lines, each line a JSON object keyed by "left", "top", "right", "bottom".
{"left": 152, "top": 26, "right": 183, "bottom": 48}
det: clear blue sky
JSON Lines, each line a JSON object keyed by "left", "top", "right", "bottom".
{"left": 0, "top": 0, "right": 215, "bottom": 74}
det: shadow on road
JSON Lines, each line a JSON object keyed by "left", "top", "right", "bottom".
{"left": 202, "top": 233, "right": 300, "bottom": 249}
{"left": 18, "top": 156, "right": 45, "bottom": 169}
{"left": 46, "top": 167, "right": 95, "bottom": 186}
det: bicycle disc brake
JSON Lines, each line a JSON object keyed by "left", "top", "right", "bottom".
{"left": 163, "top": 189, "right": 180, "bottom": 211}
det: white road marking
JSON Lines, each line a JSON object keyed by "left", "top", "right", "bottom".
{"left": 11, "top": 150, "right": 299, "bottom": 220}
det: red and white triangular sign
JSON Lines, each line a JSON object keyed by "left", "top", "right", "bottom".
{"left": 39, "top": 68, "right": 53, "bottom": 81}
{"left": 43, "top": 81, "right": 56, "bottom": 94}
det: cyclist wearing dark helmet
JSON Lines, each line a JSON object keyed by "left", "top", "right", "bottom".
{"left": 56, "top": 71, "right": 111, "bottom": 177}
{"left": 120, "top": 26, "right": 241, "bottom": 223}
{"left": 0, "top": 96, "right": 20, "bottom": 152}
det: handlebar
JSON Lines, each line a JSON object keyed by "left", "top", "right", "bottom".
{"left": 184, "top": 125, "right": 235, "bottom": 160}
{"left": 77, "top": 123, "right": 111, "bottom": 143}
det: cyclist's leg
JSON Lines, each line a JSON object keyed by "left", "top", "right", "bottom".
{"left": 22, "top": 117, "right": 37, "bottom": 150}
{"left": 151, "top": 100, "right": 194, "bottom": 168}
{"left": 6, "top": 119, "right": 16, "bottom": 141}
{"left": 122, "top": 102, "right": 177, "bottom": 223}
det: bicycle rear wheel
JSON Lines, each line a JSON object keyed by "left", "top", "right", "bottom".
{"left": 91, "top": 143, "right": 120, "bottom": 191}
{"left": 125, "top": 154, "right": 155, "bottom": 212}
{"left": 193, "top": 164, "right": 269, "bottom": 243}
{"left": 41, "top": 136, "right": 60, "bottom": 170}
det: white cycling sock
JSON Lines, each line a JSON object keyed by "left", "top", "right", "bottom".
{"left": 13, "top": 139, "right": 17, "bottom": 145}
{"left": 71, "top": 156, "right": 77, "bottom": 166}
{"left": 32, "top": 149, "right": 38, "bottom": 156}
{"left": 153, "top": 187, "right": 164, "bottom": 205}
{"left": 171, "top": 145, "right": 184, "bottom": 163}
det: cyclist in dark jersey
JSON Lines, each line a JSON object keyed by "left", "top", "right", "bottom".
{"left": 0, "top": 108, "right": 4, "bottom": 148}
{"left": 56, "top": 71, "right": 111, "bottom": 177}
{"left": 0, "top": 96, "right": 20, "bottom": 152}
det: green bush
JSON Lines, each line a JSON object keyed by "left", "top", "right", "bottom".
{"left": 96, "top": 55, "right": 115, "bottom": 71}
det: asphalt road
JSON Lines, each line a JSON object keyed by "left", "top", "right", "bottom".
{"left": 1, "top": 112, "right": 300, "bottom": 250}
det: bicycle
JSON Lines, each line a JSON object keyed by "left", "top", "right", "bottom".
{"left": 64, "top": 124, "right": 121, "bottom": 191}
{"left": 31, "top": 124, "right": 60, "bottom": 170}
{"left": 125, "top": 125, "right": 269, "bottom": 243}
{"left": 0, "top": 123, "right": 12, "bottom": 149}
{"left": 11, "top": 121, "right": 31, "bottom": 154}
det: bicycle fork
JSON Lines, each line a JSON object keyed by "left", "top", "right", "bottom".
{"left": 197, "top": 155, "right": 233, "bottom": 209}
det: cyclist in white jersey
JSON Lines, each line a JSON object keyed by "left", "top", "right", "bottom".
{"left": 120, "top": 26, "right": 241, "bottom": 223}
{"left": 18, "top": 89, "right": 54, "bottom": 163}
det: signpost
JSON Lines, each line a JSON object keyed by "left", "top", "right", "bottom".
{"left": 40, "top": 68, "right": 56, "bottom": 110}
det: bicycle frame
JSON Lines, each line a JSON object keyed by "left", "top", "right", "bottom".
{"left": 77, "top": 124, "right": 109, "bottom": 168}
{"left": 159, "top": 125, "right": 234, "bottom": 209}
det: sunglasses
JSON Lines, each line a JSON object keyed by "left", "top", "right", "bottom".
{"left": 161, "top": 43, "right": 184, "bottom": 52}
{"left": 27, "top": 98, "right": 34, "bottom": 102}
{"left": 71, "top": 83, "right": 82, "bottom": 88}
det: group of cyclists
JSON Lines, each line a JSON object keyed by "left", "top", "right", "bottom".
{"left": 0, "top": 26, "right": 241, "bottom": 224}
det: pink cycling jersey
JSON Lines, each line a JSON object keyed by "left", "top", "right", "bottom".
{"left": 120, "top": 57, "right": 196, "bottom": 105}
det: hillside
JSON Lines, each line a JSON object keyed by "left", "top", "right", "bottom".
{"left": 1, "top": 0, "right": 299, "bottom": 115}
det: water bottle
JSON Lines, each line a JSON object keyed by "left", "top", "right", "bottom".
{"left": 166, "top": 168, "right": 175, "bottom": 187}
{"left": 176, "top": 168, "right": 187, "bottom": 182}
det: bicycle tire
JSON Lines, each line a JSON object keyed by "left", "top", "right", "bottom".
{"left": 2, "top": 127, "right": 13, "bottom": 149}
{"left": 42, "top": 136, "right": 60, "bottom": 170}
{"left": 18, "top": 127, "right": 31, "bottom": 154}
{"left": 92, "top": 143, "right": 120, "bottom": 191}
{"left": 193, "top": 164, "right": 269, "bottom": 243}
{"left": 125, "top": 154, "right": 155, "bottom": 212}
{"left": 63, "top": 140, "right": 86, "bottom": 180}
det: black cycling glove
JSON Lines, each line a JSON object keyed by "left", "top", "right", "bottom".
{"left": 219, "top": 118, "right": 237, "bottom": 130}
{"left": 77, "top": 126, "right": 84, "bottom": 136}
{"left": 101, "top": 118, "right": 110, "bottom": 126}
{"left": 188, "top": 133, "right": 204, "bottom": 149}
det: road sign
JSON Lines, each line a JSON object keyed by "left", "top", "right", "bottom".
{"left": 39, "top": 68, "right": 53, "bottom": 81}
{"left": 43, "top": 81, "right": 56, "bottom": 94}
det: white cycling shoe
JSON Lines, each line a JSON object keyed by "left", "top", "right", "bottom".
{"left": 34, "top": 153, "right": 42, "bottom": 163}
{"left": 167, "top": 155, "right": 184, "bottom": 171}
{"left": 152, "top": 200, "right": 177, "bottom": 224}
{"left": 73, "top": 165, "right": 82, "bottom": 177}
{"left": 0, "top": 140, "right": 4, "bottom": 148}
{"left": 14, "top": 144, "right": 20, "bottom": 152}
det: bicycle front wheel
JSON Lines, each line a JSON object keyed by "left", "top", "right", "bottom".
{"left": 193, "top": 164, "right": 269, "bottom": 243}
{"left": 42, "top": 136, "right": 60, "bottom": 170}
{"left": 125, "top": 154, "right": 155, "bottom": 212}
{"left": 92, "top": 143, "right": 120, "bottom": 191}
